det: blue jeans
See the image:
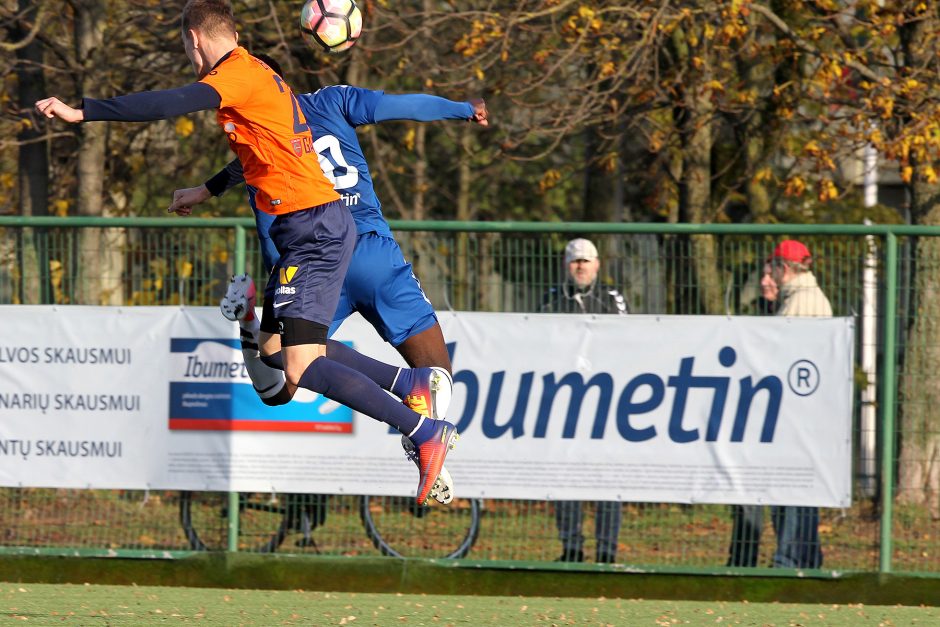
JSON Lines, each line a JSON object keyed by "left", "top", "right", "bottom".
{"left": 727, "top": 505, "right": 823, "bottom": 568}
{"left": 555, "top": 501, "right": 622, "bottom": 560}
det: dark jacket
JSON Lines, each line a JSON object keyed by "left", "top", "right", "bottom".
{"left": 539, "top": 281, "right": 628, "bottom": 315}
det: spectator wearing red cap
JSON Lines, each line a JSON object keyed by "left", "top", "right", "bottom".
{"left": 769, "top": 239, "right": 833, "bottom": 317}
{"left": 728, "top": 239, "right": 832, "bottom": 569}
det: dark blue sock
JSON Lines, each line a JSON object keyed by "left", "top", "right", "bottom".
{"left": 298, "top": 357, "right": 423, "bottom": 435}
{"left": 326, "top": 340, "right": 399, "bottom": 391}
{"left": 260, "top": 351, "right": 284, "bottom": 370}
{"left": 389, "top": 366, "right": 422, "bottom": 400}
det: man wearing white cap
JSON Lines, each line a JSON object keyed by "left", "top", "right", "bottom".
{"left": 540, "top": 238, "right": 627, "bottom": 315}
{"left": 540, "top": 237, "right": 626, "bottom": 563}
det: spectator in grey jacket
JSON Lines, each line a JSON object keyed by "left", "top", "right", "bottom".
{"left": 540, "top": 238, "right": 628, "bottom": 315}
{"left": 540, "top": 237, "right": 625, "bottom": 563}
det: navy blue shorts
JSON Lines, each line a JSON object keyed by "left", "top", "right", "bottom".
{"left": 262, "top": 200, "right": 355, "bottom": 331}
{"left": 328, "top": 232, "right": 438, "bottom": 346}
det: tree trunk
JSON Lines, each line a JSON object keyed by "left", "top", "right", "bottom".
{"left": 453, "top": 128, "right": 473, "bottom": 310}
{"left": 74, "top": 0, "right": 124, "bottom": 305}
{"left": 896, "top": 12, "right": 940, "bottom": 517}
{"left": 897, "top": 178, "right": 940, "bottom": 517}
{"left": 679, "top": 84, "right": 723, "bottom": 314}
{"left": 14, "top": 0, "right": 50, "bottom": 305}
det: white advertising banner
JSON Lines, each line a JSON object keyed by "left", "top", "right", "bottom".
{"left": 0, "top": 307, "right": 854, "bottom": 506}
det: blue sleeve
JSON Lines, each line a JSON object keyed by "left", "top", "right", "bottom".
{"left": 82, "top": 83, "right": 221, "bottom": 122}
{"left": 204, "top": 159, "right": 245, "bottom": 197}
{"left": 373, "top": 93, "right": 474, "bottom": 123}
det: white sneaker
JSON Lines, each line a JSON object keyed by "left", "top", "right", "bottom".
{"left": 220, "top": 274, "right": 256, "bottom": 322}
{"left": 401, "top": 434, "right": 455, "bottom": 505}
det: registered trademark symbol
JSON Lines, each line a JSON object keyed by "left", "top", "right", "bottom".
{"left": 787, "top": 359, "right": 820, "bottom": 396}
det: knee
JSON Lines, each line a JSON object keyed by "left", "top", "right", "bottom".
{"left": 284, "top": 357, "right": 320, "bottom": 389}
{"left": 260, "top": 384, "right": 293, "bottom": 406}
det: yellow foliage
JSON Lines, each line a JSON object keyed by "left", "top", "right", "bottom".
{"left": 533, "top": 49, "right": 551, "bottom": 65}
{"left": 539, "top": 169, "right": 562, "bottom": 193}
{"left": 704, "top": 80, "right": 724, "bottom": 92}
{"left": 404, "top": 128, "right": 415, "bottom": 152}
{"left": 53, "top": 199, "right": 69, "bottom": 216}
{"left": 648, "top": 131, "right": 666, "bottom": 153}
{"left": 901, "top": 166, "right": 913, "bottom": 183}
{"left": 177, "top": 259, "right": 194, "bottom": 279}
{"left": 754, "top": 167, "right": 773, "bottom": 184}
{"left": 599, "top": 61, "right": 616, "bottom": 78}
{"left": 175, "top": 117, "right": 194, "bottom": 138}
{"left": 818, "top": 179, "right": 838, "bottom": 202}
{"left": 784, "top": 177, "right": 806, "bottom": 197}
{"left": 924, "top": 166, "right": 938, "bottom": 185}
{"left": 424, "top": 78, "right": 434, "bottom": 89}
{"left": 475, "top": 67, "right": 485, "bottom": 81}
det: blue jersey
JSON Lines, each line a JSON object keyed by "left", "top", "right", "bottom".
{"left": 298, "top": 86, "right": 473, "bottom": 237}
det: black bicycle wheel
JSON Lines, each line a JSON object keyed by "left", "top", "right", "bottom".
{"left": 178, "top": 491, "right": 289, "bottom": 553}
{"left": 359, "top": 495, "right": 482, "bottom": 559}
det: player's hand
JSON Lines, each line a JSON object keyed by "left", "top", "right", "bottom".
{"left": 35, "top": 97, "right": 84, "bottom": 123}
{"left": 168, "top": 185, "right": 211, "bottom": 215}
{"left": 469, "top": 98, "right": 488, "bottom": 127}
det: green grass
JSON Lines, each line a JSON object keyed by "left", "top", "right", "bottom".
{"left": 2, "top": 583, "right": 938, "bottom": 626}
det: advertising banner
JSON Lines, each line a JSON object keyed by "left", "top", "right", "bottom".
{"left": 0, "top": 307, "right": 854, "bottom": 506}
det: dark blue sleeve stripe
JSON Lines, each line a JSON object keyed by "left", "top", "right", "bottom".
{"left": 82, "top": 83, "right": 222, "bottom": 122}
{"left": 205, "top": 159, "right": 245, "bottom": 197}
{"left": 373, "top": 94, "right": 473, "bottom": 123}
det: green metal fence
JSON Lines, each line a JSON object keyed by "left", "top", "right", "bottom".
{"left": 1, "top": 216, "right": 938, "bottom": 576}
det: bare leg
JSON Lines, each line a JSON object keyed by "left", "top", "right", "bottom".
{"left": 395, "top": 323, "right": 452, "bottom": 374}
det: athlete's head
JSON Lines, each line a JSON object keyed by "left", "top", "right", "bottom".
{"left": 181, "top": 0, "right": 238, "bottom": 78}
{"left": 564, "top": 238, "right": 600, "bottom": 288}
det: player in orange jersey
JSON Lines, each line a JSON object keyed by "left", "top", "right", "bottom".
{"left": 36, "top": 0, "right": 458, "bottom": 506}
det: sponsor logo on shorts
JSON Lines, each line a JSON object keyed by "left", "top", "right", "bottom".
{"left": 279, "top": 266, "right": 299, "bottom": 284}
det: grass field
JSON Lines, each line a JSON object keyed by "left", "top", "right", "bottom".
{"left": 2, "top": 582, "right": 938, "bottom": 626}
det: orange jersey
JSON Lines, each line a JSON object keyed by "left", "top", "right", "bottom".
{"left": 200, "top": 47, "right": 338, "bottom": 215}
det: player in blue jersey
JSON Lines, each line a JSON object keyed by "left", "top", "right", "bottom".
{"left": 169, "top": 56, "right": 488, "bottom": 504}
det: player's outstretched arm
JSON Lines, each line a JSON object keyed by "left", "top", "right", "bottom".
{"left": 372, "top": 93, "right": 489, "bottom": 126}
{"left": 167, "top": 185, "right": 211, "bottom": 216}
{"left": 35, "top": 97, "right": 84, "bottom": 123}
{"left": 37, "top": 84, "right": 221, "bottom": 124}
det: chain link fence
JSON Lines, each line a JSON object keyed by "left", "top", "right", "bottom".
{"left": 0, "top": 217, "right": 935, "bottom": 575}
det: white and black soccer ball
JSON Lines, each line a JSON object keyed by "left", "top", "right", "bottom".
{"left": 300, "top": 0, "right": 363, "bottom": 54}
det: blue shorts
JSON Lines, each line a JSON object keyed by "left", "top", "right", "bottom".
{"left": 262, "top": 200, "right": 354, "bottom": 329}
{"left": 329, "top": 232, "right": 438, "bottom": 346}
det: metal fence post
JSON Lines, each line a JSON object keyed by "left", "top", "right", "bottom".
{"left": 228, "top": 223, "right": 247, "bottom": 553}
{"left": 879, "top": 232, "right": 898, "bottom": 573}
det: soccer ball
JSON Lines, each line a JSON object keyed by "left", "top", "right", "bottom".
{"left": 300, "top": 0, "right": 363, "bottom": 54}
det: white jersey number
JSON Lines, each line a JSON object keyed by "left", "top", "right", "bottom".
{"left": 313, "top": 135, "right": 359, "bottom": 191}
